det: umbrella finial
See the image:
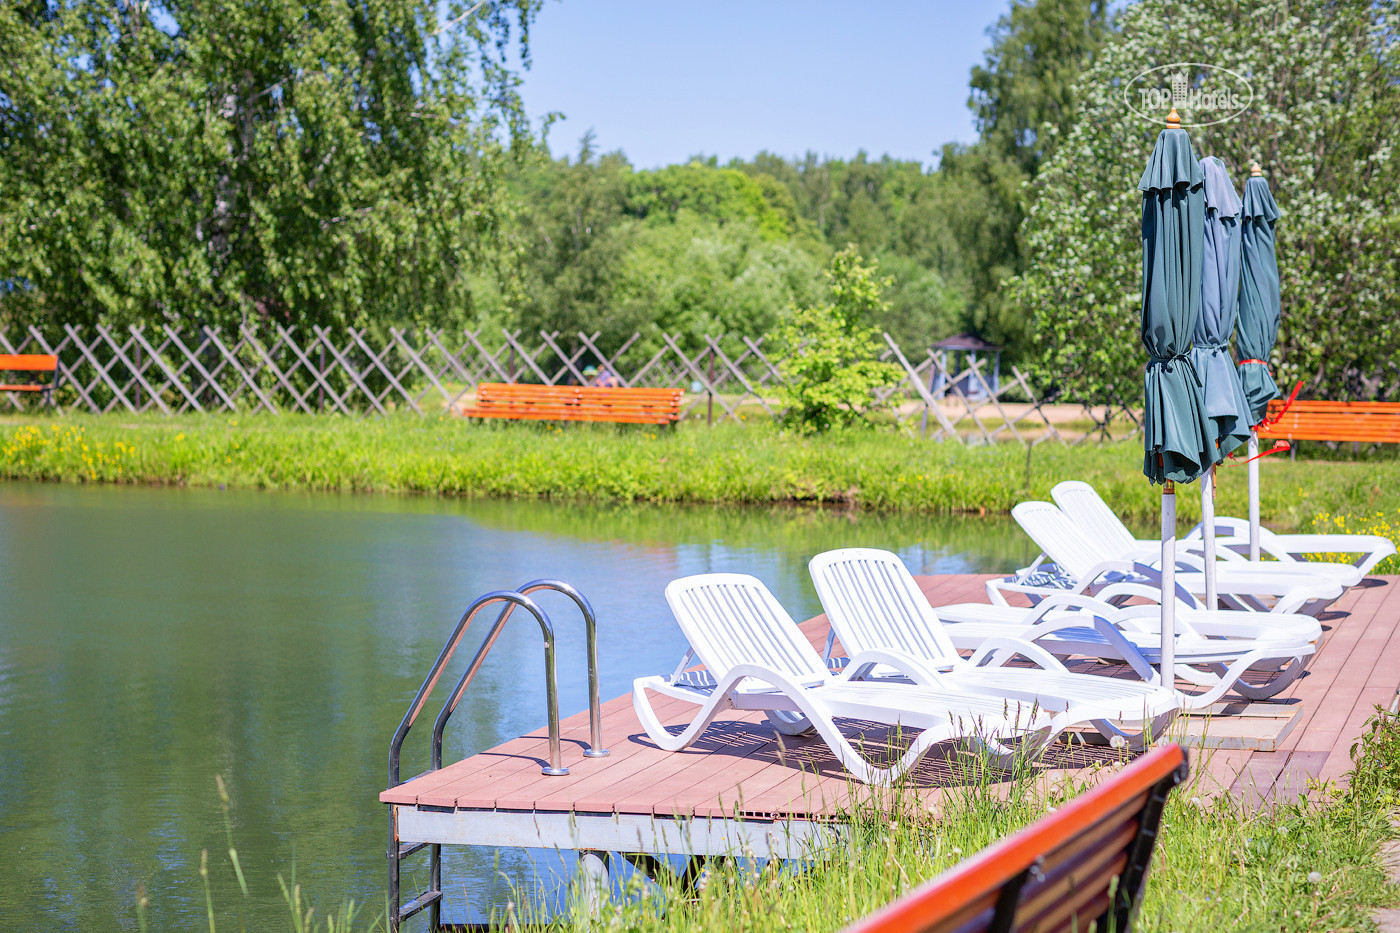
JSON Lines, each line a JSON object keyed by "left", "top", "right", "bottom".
{"left": 1250, "top": 161, "right": 1262, "bottom": 176}
{"left": 1166, "top": 107, "right": 1182, "bottom": 129}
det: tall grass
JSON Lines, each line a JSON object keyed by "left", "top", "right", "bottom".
{"left": 514, "top": 723, "right": 1400, "bottom": 933}
{"left": 3, "top": 413, "right": 1398, "bottom": 529}
{"left": 146, "top": 711, "right": 1400, "bottom": 932}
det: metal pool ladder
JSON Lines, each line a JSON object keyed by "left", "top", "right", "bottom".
{"left": 385, "top": 580, "right": 608, "bottom": 931}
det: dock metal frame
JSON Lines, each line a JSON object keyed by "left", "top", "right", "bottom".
{"left": 387, "top": 581, "right": 608, "bottom": 931}
{"left": 389, "top": 803, "right": 839, "bottom": 927}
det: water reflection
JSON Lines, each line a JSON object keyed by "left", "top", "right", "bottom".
{"left": 0, "top": 483, "right": 1038, "bottom": 930}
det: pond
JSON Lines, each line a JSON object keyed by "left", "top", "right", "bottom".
{"left": 0, "top": 482, "right": 1040, "bottom": 931}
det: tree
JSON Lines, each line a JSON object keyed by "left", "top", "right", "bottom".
{"left": 1009, "top": 0, "right": 1400, "bottom": 402}
{"left": 506, "top": 144, "right": 826, "bottom": 355}
{"left": 969, "top": 0, "right": 1112, "bottom": 178}
{"left": 733, "top": 151, "right": 969, "bottom": 346}
{"left": 508, "top": 134, "right": 636, "bottom": 340}
{"left": 778, "top": 247, "right": 903, "bottom": 433}
{"left": 0, "top": 0, "right": 541, "bottom": 330}
{"left": 943, "top": 0, "right": 1112, "bottom": 356}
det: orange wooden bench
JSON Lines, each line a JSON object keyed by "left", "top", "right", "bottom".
{"left": 460, "top": 383, "right": 683, "bottom": 425}
{"left": 842, "top": 744, "right": 1189, "bottom": 933}
{"left": 1256, "top": 399, "right": 1400, "bottom": 444}
{"left": 0, "top": 354, "right": 60, "bottom": 407}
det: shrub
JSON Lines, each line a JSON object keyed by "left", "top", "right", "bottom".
{"left": 777, "top": 246, "right": 903, "bottom": 433}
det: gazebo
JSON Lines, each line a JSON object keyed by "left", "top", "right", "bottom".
{"left": 930, "top": 333, "right": 1002, "bottom": 399}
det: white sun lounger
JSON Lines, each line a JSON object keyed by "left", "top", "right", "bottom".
{"left": 1010, "top": 500, "right": 1342, "bottom": 616}
{"left": 1051, "top": 480, "right": 1368, "bottom": 587}
{"left": 1192, "top": 518, "right": 1395, "bottom": 575}
{"left": 930, "top": 585, "right": 1318, "bottom": 708}
{"left": 807, "top": 548, "right": 1179, "bottom": 746}
{"left": 635, "top": 574, "right": 1073, "bottom": 785}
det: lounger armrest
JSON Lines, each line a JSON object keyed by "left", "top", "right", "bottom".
{"left": 840, "top": 648, "right": 957, "bottom": 688}
{"left": 1114, "top": 604, "right": 1319, "bottom": 645}
{"left": 1023, "top": 591, "right": 1124, "bottom": 622}
{"left": 1266, "top": 581, "right": 1340, "bottom": 614}
{"left": 997, "top": 559, "right": 1141, "bottom": 600}
{"left": 1179, "top": 540, "right": 1251, "bottom": 564}
{"left": 986, "top": 577, "right": 1092, "bottom": 606}
{"left": 1014, "top": 615, "right": 1160, "bottom": 685}
{"left": 1094, "top": 580, "right": 1202, "bottom": 611}
{"left": 1206, "top": 516, "right": 1254, "bottom": 538}
{"left": 1081, "top": 557, "right": 1148, "bottom": 581}
{"left": 1120, "top": 547, "right": 1209, "bottom": 573}
{"left": 968, "top": 637, "right": 1069, "bottom": 673}
{"left": 1181, "top": 517, "right": 1252, "bottom": 540}
{"left": 1275, "top": 533, "right": 1395, "bottom": 560}
{"left": 1120, "top": 563, "right": 1207, "bottom": 607}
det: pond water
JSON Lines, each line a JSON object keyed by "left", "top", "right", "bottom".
{"left": 0, "top": 482, "right": 1039, "bottom": 931}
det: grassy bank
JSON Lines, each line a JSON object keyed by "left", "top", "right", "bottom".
{"left": 574, "top": 718, "right": 1400, "bottom": 933}
{"left": 198, "top": 711, "right": 1400, "bottom": 932}
{"left": 3, "top": 413, "right": 1398, "bottom": 531}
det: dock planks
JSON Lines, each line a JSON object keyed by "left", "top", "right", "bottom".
{"left": 383, "top": 573, "right": 1400, "bottom": 821}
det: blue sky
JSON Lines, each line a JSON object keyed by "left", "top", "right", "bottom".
{"left": 513, "top": 0, "right": 1014, "bottom": 169}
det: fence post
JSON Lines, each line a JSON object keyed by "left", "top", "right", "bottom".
{"left": 318, "top": 343, "right": 326, "bottom": 413}
{"left": 920, "top": 363, "right": 936, "bottom": 438}
{"left": 707, "top": 346, "right": 714, "bottom": 426}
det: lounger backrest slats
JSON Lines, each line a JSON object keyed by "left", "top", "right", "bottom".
{"left": 1051, "top": 481, "right": 1140, "bottom": 556}
{"left": 841, "top": 743, "right": 1189, "bottom": 933}
{"left": 809, "top": 549, "right": 959, "bottom": 662}
{"left": 665, "top": 574, "right": 830, "bottom": 685}
{"left": 1011, "top": 501, "right": 1108, "bottom": 580}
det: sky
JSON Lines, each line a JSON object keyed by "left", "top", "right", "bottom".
{"left": 512, "top": 0, "right": 1014, "bottom": 169}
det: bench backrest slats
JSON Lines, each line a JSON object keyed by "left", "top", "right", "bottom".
{"left": 0, "top": 354, "right": 58, "bottom": 372}
{"left": 1257, "top": 399, "right": 1400, "bottom": 443}
{"left": 841, "top": 744, "right": 1188, "bottom": 933}
{"left": 463, "top": 382, "right": 683, "bottom": 424}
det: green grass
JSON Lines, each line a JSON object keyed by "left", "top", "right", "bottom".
{"left": 18, "top": 412, "right": 1396, "bottom": 929}
{"left": 176, "top": 712, "right": 1400, "bottom": 933}
{"left": 512, "top": 714, "right": 1400, "bottom": 933}
{"left": 2, "top": 413, "right": 1398, "bottom": 533}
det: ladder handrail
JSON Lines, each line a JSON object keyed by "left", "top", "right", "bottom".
{"left": 388, "top": 590, "right": 563, "bottom": 787}
{"left": 431, "top": 579, "right": 609, "bottom": 771}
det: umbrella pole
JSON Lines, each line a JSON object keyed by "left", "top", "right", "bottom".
{"left": 1160, "top": 481, "right": 1176, "bottom": 687}
{"left": 1248, "top": 431, "right": 1261, "bottom": 561}
{"left": 1201, "top": 464, "right": 1218, "bottom": 608}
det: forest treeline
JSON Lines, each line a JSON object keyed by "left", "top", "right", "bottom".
{"left": 479, "top": 0, "right": 1110, "bottom": 361}
{"left": 0, "top": 0, "right": 1108, "bottom": 364}
{"left": 3, "top": 0, "right": 1396, "bottom": 397}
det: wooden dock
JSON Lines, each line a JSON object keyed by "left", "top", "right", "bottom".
{"left": 382, "top": 572, "right": 1400, "bottom": 912}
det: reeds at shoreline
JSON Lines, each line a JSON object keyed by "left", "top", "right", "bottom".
{"left": 1, "top": 414, "right": 1395, "bottom": 538}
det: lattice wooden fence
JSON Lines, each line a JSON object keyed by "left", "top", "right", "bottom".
{"left": 0, "top": 324, "right": 1142, "bottom": 445}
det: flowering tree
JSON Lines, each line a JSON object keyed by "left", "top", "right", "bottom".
{"left": 1009, "top": 0, "right": 1400, "bottom": 401}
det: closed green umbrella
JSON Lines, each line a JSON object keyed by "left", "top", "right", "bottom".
{"left": 1236, "top": 166, "right": 1282, "bottom": 425}
{"left": 1192, "top": 156, "right": 1253, "bottom": 458}
{"left": 1139, "top": 109, "right": 1210, "bottom": 681}
{"left": 1235, "top": 163, "right": 1283, "bottom": 559}
{"left": 1191, "top": 156, "right": 1252, "bottom": 605}
{"left": 1140, "top": 117, "right": 1212, "bottom": 485}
